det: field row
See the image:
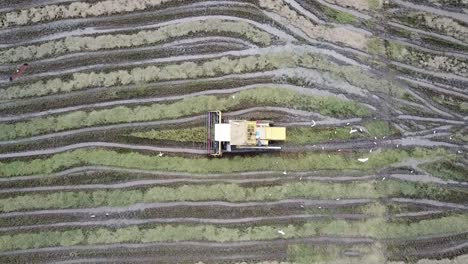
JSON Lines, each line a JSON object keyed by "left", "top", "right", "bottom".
{"left": 0, "top": 87, "right": 371, "bottom": 141}
{"left": 1, "top": 179, "right": 466, "bottom": 212}
{"left": 1, "top": 214, "right": 467, "bottom": 251}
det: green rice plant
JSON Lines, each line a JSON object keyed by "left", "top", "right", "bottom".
{"left": 132, "top": 127, "right": 207, "bottom": 143}
{"left": 0, "top": 147, "right": 448, "bottom": 177}
{"left": 367, "top": 38, "right": 386, "bottom": 56}
{"left": 0, "top": 87, "right": 371, "bottom": 141}
{"left": 364, "top": 120, "right": 397, "bottom": 138}
{"left": 368, "top": 0, "right": 382, "bottom": 9}
{"left": 421, "top": 160, "right": 467, "bottom": 182}
{"left": 321, "top": 5, "right": 357, "bottom": 24}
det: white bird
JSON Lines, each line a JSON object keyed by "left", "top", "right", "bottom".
{"left": 358, "top": 158, "right": 369, "bottom": 162}
{"left": 158, "top": 152, "right": 164, "bottom": 157}
{"left": 277, "top": 230, "right": 286, "bottom": 236}
{"left": 310, "top": 120, "right": 316, "bottom": 127}
{"left": 349, "top": 129, "right": 357, "bottom": 134}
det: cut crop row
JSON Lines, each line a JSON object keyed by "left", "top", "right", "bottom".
{"left": 1, "top": 214, "right": 468, "bottom": 251}
{"left": 0, "top": 87, "right": 371, "bottom": 141}
{"left": 258, "top": 0, "right": 368, "bottom": 50}
{"left": 0, "top": 147, "right": 449, "bottom": 177}
{"left": 130, "top": 120, "right": 398, "bottom": 144}
{"left": 0, "top": 0, "right": 184, "bottom": 28}
{"left": 0, "top": 180, "right": 464, "bottom": 212}
{"left": 2, "top": 46, "right": 408, "bottom": 100}
{"left": 0, "top": 18, "right": 274, "bottom": 64}
{"left": 369, "top": 40, "right": 468, "bottom": 77}
{"left": 392, "top": 11, "right": 468, "bottom": 43}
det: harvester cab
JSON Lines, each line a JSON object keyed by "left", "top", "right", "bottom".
{"left": 207, "top": 111, "right": 286, "bottom": 156}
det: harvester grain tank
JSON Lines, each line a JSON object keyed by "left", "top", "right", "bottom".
{"left": 207, "top": 111, "right": 286, "bottom": 156}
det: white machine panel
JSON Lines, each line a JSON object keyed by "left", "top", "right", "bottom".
{"left": 214, "top": 124, "right": 231, "bottom": 142}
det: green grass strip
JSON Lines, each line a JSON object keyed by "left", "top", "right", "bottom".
{"left": 1, "top": 215, "right": 467, "bottom": 251}
{"left": 321, "top": 5, "right": 357, "bottom": 24}
{"left": 1, "top": 179, "right": 462, "bottom": 212}
{"left": 131, "top": 127, "right": 208, "bottom": 142}
{"left": 0, "top": 148, "right": 447, "bottom": 177}
{"left": 0, "top": 87, "right": 371, "bottom": 141}
{"left": 0, "top": 182, "right": 378, "bottom": 212}
{"left": 421, "top": 160, "right": 467, "bottom": 182}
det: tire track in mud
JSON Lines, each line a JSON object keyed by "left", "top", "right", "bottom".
{"left": 0, "top": 214, "right": 368, "bottom": 233}
{"left": 394, "top": 210, "right": 448, "bottom": 219}
{"left": 408, "top": 241, "right": 468, "bottom": 259}
{"left": 387, "top": 21, "right": 468, "bottom": 48}
{"left": 398, "top": 76, "right": 468, "bottom": 100}
{"left": 0, "top": 175, "right": 378, "bottom": 194}
{"left": 0, "top": 165, "right": 367, "bottom": 182}
{"left": 0, "top": 237, "right": 376, "bottom": 257}
{"left": 0, "top": 199, "right": 373, "bottom": 218}
{"left": 391, "top": 198, "right": 468, "bottom": 210}
{"left": 392, "top": 0, "right": 468, "bottom": 23}
{"left": 0, "top": 142, "right": 206, "bottom": 159}
{"left": 397, "top": 115, "right": 466, "bottom": 125}
{"left": 391, "top": 61, "right": 468, "bottom": 84}
{"left": 388, "top": 174, "right": 468, "bottom": 186}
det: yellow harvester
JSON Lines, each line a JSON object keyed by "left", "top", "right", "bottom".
{"left": 207, "top": 111, "right": 286, "bottom": 156}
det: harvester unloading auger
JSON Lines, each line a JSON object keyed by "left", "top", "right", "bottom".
{"left": 207, "top": 111, "right": 286, "bottom": 156}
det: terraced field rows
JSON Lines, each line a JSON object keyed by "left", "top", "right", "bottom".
{"left": 0, "top": 0, "right": 467, "bottom": 263}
